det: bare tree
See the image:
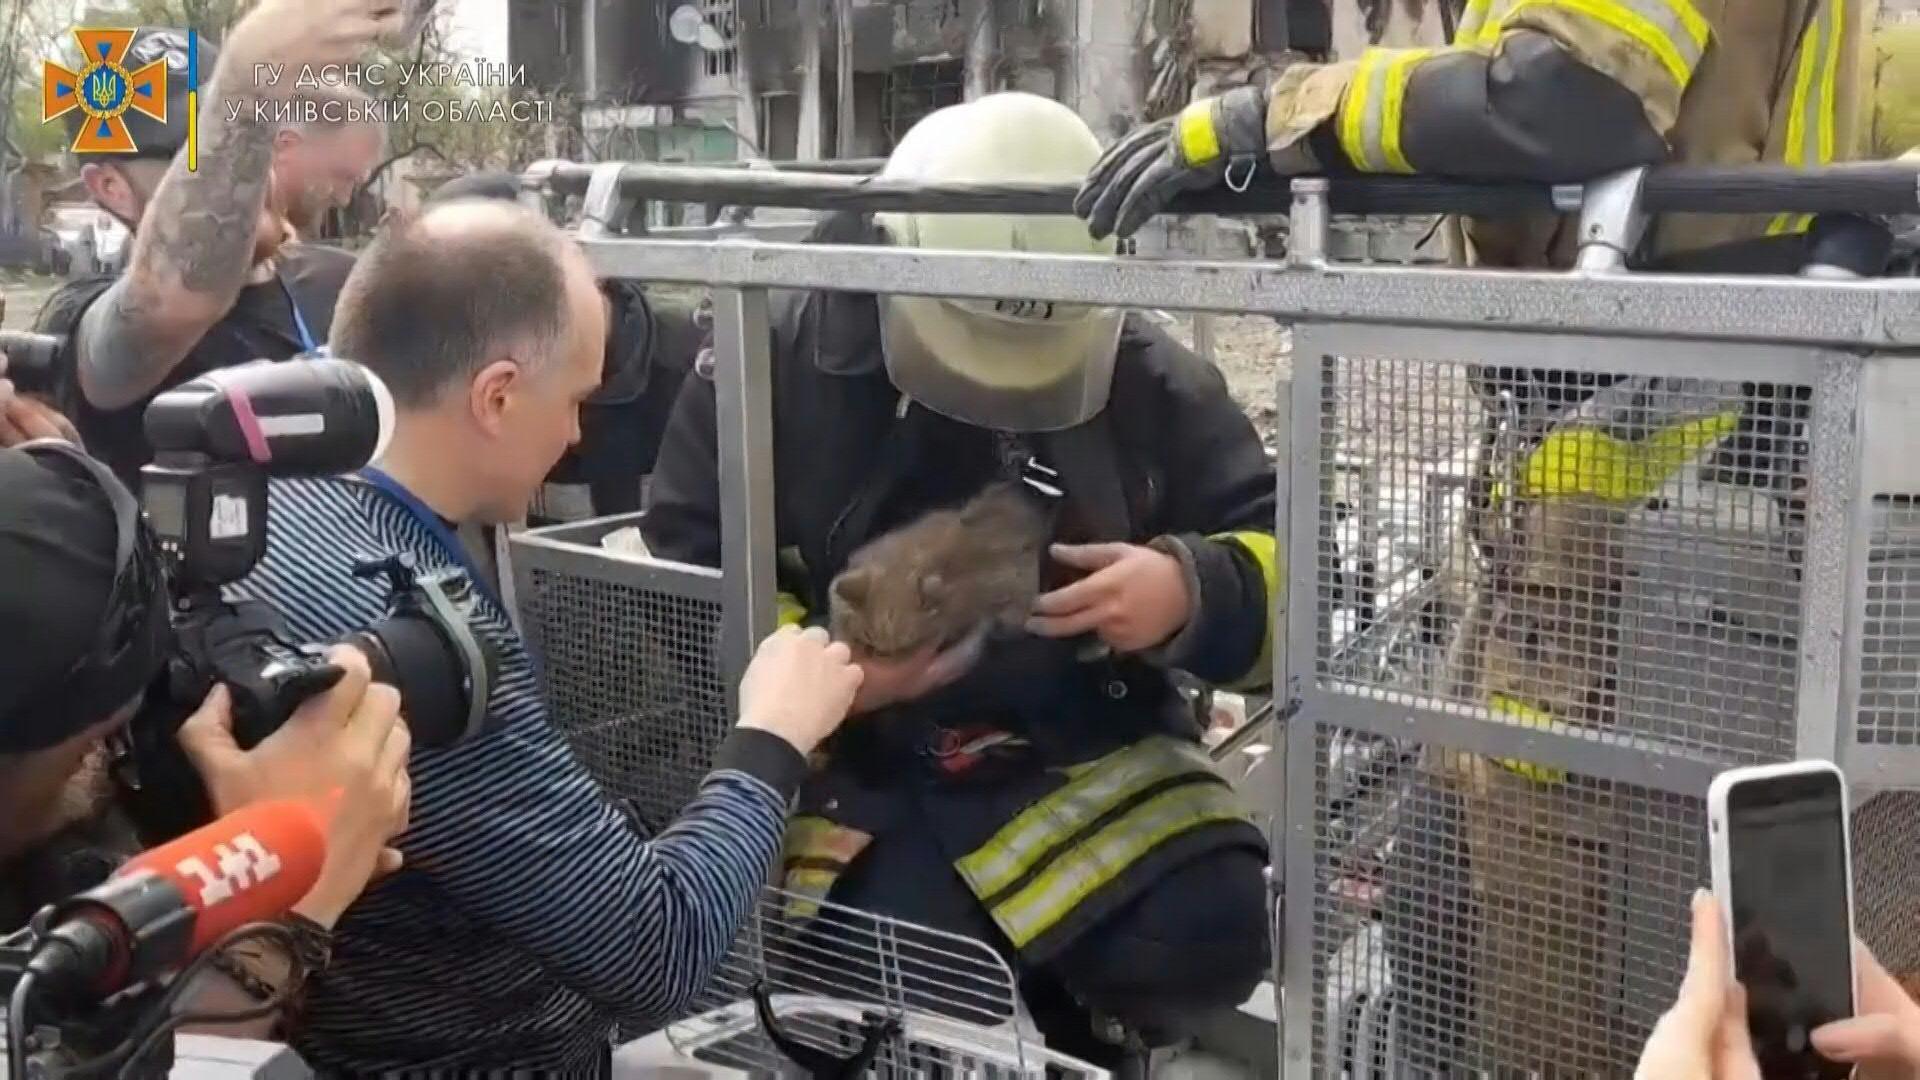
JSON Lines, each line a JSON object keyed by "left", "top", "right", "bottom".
{"left": 336, "top": 9, "right": 582, "bottom": 234}
{"left": 119, "top": 0, "right": 249, "bottom": 43}
{"left": 5, "top": 0, "right": 81, "bottom": 160}
{"left": 1, "top": 0, "right": 35, "bottom": 159}
{"left": 3, "top": 0, "right": 575, "bottom": 234}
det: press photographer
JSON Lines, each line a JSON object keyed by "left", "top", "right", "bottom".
{"left": 2, "top": 358, "right": 498, "bottom": 1073}
{"left": 114, "top": 358, "right": 500, "bottom": 843}
{"left": 0, "top": 447, "right": 408, "bottom": 1059}
{"left": 0, "top": 296, "right": 79, "bottom": 449}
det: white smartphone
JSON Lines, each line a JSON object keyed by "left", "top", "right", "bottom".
{"left": 1708, "top": 761, "right": 1858, "bottom": 1079}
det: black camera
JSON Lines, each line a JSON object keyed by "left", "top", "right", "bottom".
{"left": 0, "top": 329, "right": 61, "bottom": 387}
{"left": 0, "top": 290, "right": 65, "bottom": 393}
{"left": 115, "top": 358, "right": 502, "bottom": 842}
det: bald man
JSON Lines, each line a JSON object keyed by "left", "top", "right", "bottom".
{"left": 225, "top": 199, "right": 862, "bottom": 1075}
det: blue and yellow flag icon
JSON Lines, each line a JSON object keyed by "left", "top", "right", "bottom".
{"left": 43, "top": 29, "right": 169, "bottom": 154}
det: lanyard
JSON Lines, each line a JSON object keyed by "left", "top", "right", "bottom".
{"left": 277, "top": 276, "right": 317, "bottom": 354}
{"left": 356, "top": 466, "right": 505, "bottom": 615}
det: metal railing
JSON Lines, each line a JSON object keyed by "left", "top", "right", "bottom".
{"left": 509, "top": 165, "right": 1920, "bottom": 1078}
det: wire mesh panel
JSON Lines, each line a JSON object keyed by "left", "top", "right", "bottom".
{"left": 1309, "top": 721, "right": 1701, "bottom": 1078}
{"left": 1838, "top": 362, "right": 1920, "bottom": 1002}
{"left": 1282, "top": 328, "right": 1845, "bottom": 1078}
{"left": 1311, "top": 354, "right": 1812, "bottom": 765}
{"left": 510, "top": 517, "right": 730, "bottom": 831}
{"left": 1850, "top": 791, "right": 1920, "bottom": 996}
{"left": 1851, "top": 506, "right": 1920, "bottom": 999}
{"left": 628, "top": 889, "right": 1105, "bottom": 1078}
{"left": 1859, "top": 500, "right": 1920, "bottom": 748}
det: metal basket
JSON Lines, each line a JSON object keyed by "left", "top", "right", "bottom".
{"left": 1283, "top": 324, "right": 1920, "bottom": 1077}
{"left": 509, "top": 514, "right": 730, "bottom": 831}
{"left": 516, "top": 192, "right": 1920, "bottom": 1077}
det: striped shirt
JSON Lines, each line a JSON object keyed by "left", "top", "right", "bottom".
{"left": 228, "top": 476, "right": 803, "bottom": 1076}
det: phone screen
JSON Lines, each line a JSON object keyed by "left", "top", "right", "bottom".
{"left": 1726, "top": 769, "right": 1854, "bottom": 1079}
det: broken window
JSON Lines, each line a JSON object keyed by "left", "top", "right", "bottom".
{"left": 882, "top": 59, "right": 964, "bottom": 148}
{"left": 703, "top": 0, "right": 739, "bottom": 78}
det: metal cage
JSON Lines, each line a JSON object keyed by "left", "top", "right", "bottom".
{"left": 618, "top": 888, "right": 1107, "bottom": 1078}
{"left": 511, "top": 515, "right": 731, "bottom": 829}
{"left": 507, "top": 171, "right": 1920, "bottom": 1078}
{"left": 1280, "top": 322, "right": 1920, "bottom": 1075}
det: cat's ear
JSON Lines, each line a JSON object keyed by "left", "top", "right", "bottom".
{"left": 833, "top": 567, "right": 873, "bottom": 608}
{"left": 918, "top": 572, "right": 946, "bottom": 607}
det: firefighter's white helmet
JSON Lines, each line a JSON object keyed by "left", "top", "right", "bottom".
{"left": 874, "top": 92, "right": 1123, "bottom": 433}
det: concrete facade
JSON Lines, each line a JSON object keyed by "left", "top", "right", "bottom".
{"left": 506, "top": 0, "right": 1353, "bottom": 165}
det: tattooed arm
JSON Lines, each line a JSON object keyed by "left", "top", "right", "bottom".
{"left": 72, "top": 0, "right": 421, "bottom": 412}
{"left": 72, "top": 90, "right": 278, "bottom": 412}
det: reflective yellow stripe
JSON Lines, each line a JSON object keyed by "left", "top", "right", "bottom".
{"left": 987, "top": 781, "right": 1252, "bottom": 950}
{"left": 1460, "top": 0, "right": 1525, "bottom": 45}
{"left": 1457, "top": 0, "right": 1498, "bottom": 44}
{"left": 1338, "top": 48, "right": 1433, "bottom": 174}
{"left": 1338, "top": 50, "right": 1385, "bottom": 171}
{"left": 1177, "top": 99, "right": 1223, "bottom": 167}
{"left": 1770, "top": 0, "right": 1843, "bottom": 235}
{"left": 1379, "top": 51, "right": 1431, "bottom": 173}
{"left": 781, "top": 868, "right": 838, "bottom": 919}
{"left": 954, "top": 736, "right": 1219, "bottom": 901}
{"left": 1212, "top": 530, "right": 1280, "bottom": 692}
{"left": 776, "top": 591, "right": 807, "bottom": 629}
{"left": 780, "top": 815, "right": 869, "bottom": 919}
{"left": 1488, "top": 693, "right": 1569, "bottom": 785}
{"left": 1660, "top": 0, "right": 1711, "bottom": 51}
{"left": 1505, "top": 0, "right": 1707, "bottom": 91}
{"left": 1518, "top": 411, "right": 1739, "bottom": 503}
{"left": 783, "top": 815, "right": 843, "bottom": 859}
{"left": 1819, "top": 0, "right": 1842, "bottom": 165}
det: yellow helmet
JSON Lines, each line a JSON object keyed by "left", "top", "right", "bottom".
{"left": 874, "top": 92, "right": 1123, "bottom": 433}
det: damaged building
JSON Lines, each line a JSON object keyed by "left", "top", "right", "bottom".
{"left": 506, "top": 0, "right": 1353, "bottom": 165}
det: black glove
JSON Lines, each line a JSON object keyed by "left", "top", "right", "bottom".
{"left": 1074, "top": 85, "right": 1274, "bottom": 241}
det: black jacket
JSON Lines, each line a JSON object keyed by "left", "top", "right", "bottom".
{"left": 643, "top": 280, "right": 1276, "bottom": 764}
{"left": 34, "top": 243, "right": 355, "bottom": 489}
{"left": 545, "top": 285, "right": 707, "bottom": 515}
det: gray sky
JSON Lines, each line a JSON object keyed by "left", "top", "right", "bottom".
{"left": 52, "top": 1, "right": 508, "bottom": 59}
{"left": 441, "top": 0, "right": 508, "bottom": 62}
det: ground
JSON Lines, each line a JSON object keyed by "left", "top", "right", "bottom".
{"left": 1, "top": 270, "right": 58, "bottom": 331}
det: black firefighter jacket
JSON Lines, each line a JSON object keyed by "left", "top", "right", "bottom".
{"left": 641, "top": 280, "right": 1278, "bottom": 962}
{"left": 643, "top": 284, "right": 1278, "bottom": 752}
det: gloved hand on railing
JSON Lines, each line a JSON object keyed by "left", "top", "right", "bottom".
{"left": 1074, "top": 86, "right": 1274, "bottom": 241}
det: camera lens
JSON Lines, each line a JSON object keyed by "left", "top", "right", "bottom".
{"left": 340, "top": 609, "right": 497, "bottom": 749}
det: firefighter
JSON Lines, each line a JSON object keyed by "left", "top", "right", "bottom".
{"left": 1077, "top": 0, "right": 1859, "bottom": 270}
{"left": 643, "top": 91, "right": 1277, "bottom": 1065}
{"left": 1078, "top": 0, "right": 1862, "bottom": 1074}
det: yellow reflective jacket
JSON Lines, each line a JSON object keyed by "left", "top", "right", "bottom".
{"left": 1261, "top": 0, "right": 1863, "bottom": 267}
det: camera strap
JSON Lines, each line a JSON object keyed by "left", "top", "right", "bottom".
{"left": 277, "top": 276, "right": 317, "bottom": 354}
{"left": 355, "top": 467, "right": 506, "bottom": 617}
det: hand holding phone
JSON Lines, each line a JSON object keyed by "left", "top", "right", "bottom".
{"left": 1710, "top": 761, "right": 1859, "bottom": 1080}
{"left": 1635, "top": 890, "right": 1760, "bottom": 1080}
{"left": 1810, "top": 944, "right": 1920, "bottom": 1078}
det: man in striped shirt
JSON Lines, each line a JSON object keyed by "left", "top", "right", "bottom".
{"left": 228, "top": 198, "right": 864, "bottom": 1075}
